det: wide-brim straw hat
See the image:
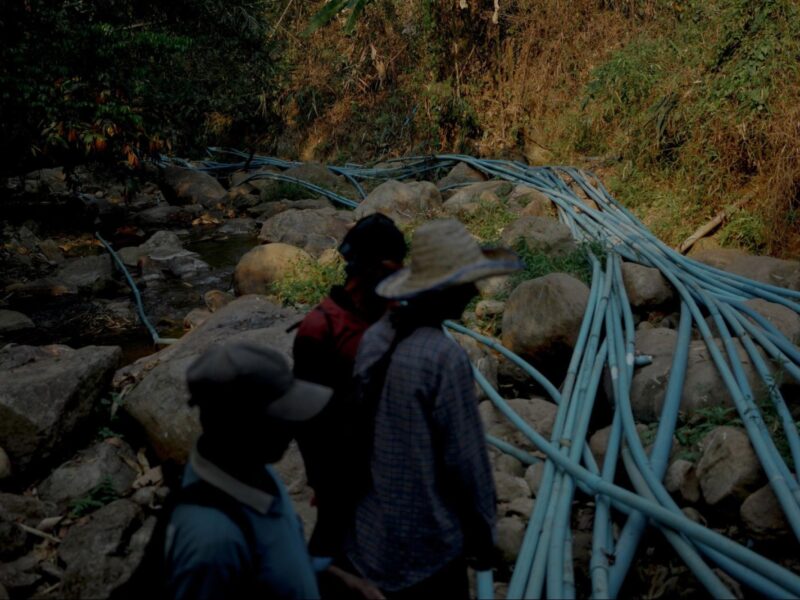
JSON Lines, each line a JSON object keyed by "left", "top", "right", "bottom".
{"left": 376, "top": 218, "right": 523, "bottom": 300}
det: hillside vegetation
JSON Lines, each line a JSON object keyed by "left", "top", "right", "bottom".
{"left": 3, "top": 0, "right": 799, "bottom": 255}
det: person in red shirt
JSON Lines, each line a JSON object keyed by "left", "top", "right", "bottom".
{"left": 292, "top": 213, "right": 407, "bottom": 569}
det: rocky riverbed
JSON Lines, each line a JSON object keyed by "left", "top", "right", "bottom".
{"left": 1, "top": 160, "right": 799, "bottom": 598}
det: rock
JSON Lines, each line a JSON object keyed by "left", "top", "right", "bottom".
{"left": 226, "top": 185, "right": 260, "bottom": 209}
{"left": 475, "top": 300, "right": 505, "bottom": 320}
{"left": 139, "top": 230, "right": 183, "bottom": 253}
{"left": 24, "top": 167, "right": 69, "bottom": 194}
{"left": 621, "top": 262, "right": 675, "bottom": 309}
{"left": 494, "top": 471, "right": 531, "bottom": 502}
{"left": 162, "top": 165, "right": 226, "bottom": 207}
{"left": 511, "top": 186, "right": 555, "bottom": 217}
{"left": 681, "top": 506, "right": 706, "bottom": 525}
{"left": 135, "top": 205, "right": 191, "bottom": 227}
{"left": 486, "top": 398, "right": 558, "bottom": 452}
{"left": 57, "top": 254, "right": 115, "bottom": 294}
{"left": 0, "top": 493, "right": 58, "bottom": 524}
{"left": 664, "top": 459, "right": 701, "bottom": 503}
{"left": 118, "top": 296, "right": 299, "bottom": 463}
{"left": 630, "top": 329, "right": 771, "bottom": 422}
{"left": 38, "top": 239, "right": 64, "bottom": 264}
{"left": 219, "top": 218, "right": 258, "bottom": 236}
{"left": 450, "top": 332, "right": 498, "bottom": 401}
{"left": 442, "top": 181, "right": 513, "bottom": 217}
{"left": 696, "top": 426, "right": 763, "bottom": 505}
{"left": 282, "top": 163, "right": 347, "bottom": 192}
{"left": 437, "top": 162, "right": 487, "bottom": 189}
{"left": 0, "top": 310, "right": 35, "bottom": 334}
{"left": 496, "top": 516, "right": 526, "bottom": 562}
{"left": 502, "top": 274, "right": 590, "bottom": 378}
{"left": 230, "top": 166, "right": 280, "bottom": 191}
{"left": 233, "top": 243, "right": 314, "bottom": 296}
{"left": 353, "top": 179, "right": 442, "bottom": 225}
{"left": 184, "top": 307, "right": 212, "bottom": 330}
{"left": 0, "top": 553, "right": 42, "bottom": 595}
{"left": 204, "top": 290, "right": 234, "bottom": 313}
{"left": 494, "top": 454, "right": 525, "bottom": 477}
{"left": 589, "top": 426, "right": 613, "bottom": 471}
{"left": 37, "top": 440, "right": 138, "bottom": 507}
{"left": 318, "top": 248, "right": 343, "bottom": 268}
{"left": 247, "top": 198, "right": 331, "bottom": 219}
{"left": 524, "top": 462, "right": 545, "bottom": 496}
{"left": 0, "top": 516, "right": 28, "bottom": 560}
{"left": 59, "top": 499, "right": 148, "bottom": 599}
{"left": 0, "top": 447, "right": 10, "bottom": 480}
{"left": 500, "top": 216, "right": 577, "bottom": 257}
{"left": 741, "top": 484, "right": 789, "bottom": 537}
{"left": 506, "top": 497, "right": 534, "bottom": 519}
{"left": 258, "top": 208, "right": 353, "bottom": 257}
{"left": 742, "top": 298, "right": 800, "bottom": 345}
{"left": 0, "top": 344, "right": 121, "bottom": 471}
{"left": 131, "top": 487, "right": 156, "bottom": 507}
{"left": 478, "top": 275, "right": 513, "bottom": 299}
{"left": 147, "top": 247, "right": 210, "bottom": 279}
{"left": 692, "top": 248, "right": 800, "bottom": 291}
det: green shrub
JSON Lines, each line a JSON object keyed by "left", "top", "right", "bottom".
{"left": 69, "top": 477, "right": 120, "bottom": 517}
{"left": 271, "top": 260, "right": 345, "bottom": 307}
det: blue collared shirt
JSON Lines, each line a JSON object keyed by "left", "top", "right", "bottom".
{"left": 164, "top": 449, "right": 321, "bottom": 600}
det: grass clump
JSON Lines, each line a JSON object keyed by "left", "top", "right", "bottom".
{"left": 462, "top": 200, "right": 517, "bottom": 244}
{"left": 69, "top": 477, "right": 120, "bottom": 517}
{"left": 507, "top": 239, "right": 604, "bottom": 292}
{"left": 260, "top": 181, "right": 316, "bottom": 203}
{"left": 271, "top": 260, "right": 345, "bottom": 307}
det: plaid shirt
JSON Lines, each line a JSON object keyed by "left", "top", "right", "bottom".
{"left": 346, "top": 316, "right": 496, "bottom": 591}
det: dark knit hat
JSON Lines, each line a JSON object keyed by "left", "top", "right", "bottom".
{"left": 338, "top": 213, "right": 407, "bottom": 270}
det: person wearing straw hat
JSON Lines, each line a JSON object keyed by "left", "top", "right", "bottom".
{"left": 345, "top": 218, "right": 522, "bottom": 597}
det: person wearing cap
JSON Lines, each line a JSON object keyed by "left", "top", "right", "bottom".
{"left": 346, "top": 218, "right": 522, "bottom": 597}
{"left": 163, "top": 341, "right": 333, "bottom": 600}
{"left": 292, "top": 213, "right": 407, "bottom": 567}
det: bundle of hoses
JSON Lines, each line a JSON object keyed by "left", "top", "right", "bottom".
{"left": 157, "top": 149, "right": 800, "bottom": 598}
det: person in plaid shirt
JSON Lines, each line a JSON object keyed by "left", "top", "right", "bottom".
{"left": 346, "top": 219, "right": 522, "bottom": 597}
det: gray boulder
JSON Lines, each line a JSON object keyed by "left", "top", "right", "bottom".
{"left": 247, "top": 198, "right": 330, "bottom": 219}
{"left": 162, "top": 165, "right": 226, "bottom": 207}
{"left": 437, "top": 162, "right": 487, "bottom": 189}
{"left": 692, "top": 248, "right": 800, "bottom": 291}
{"left": 135, "top": 205, "right": 192, "bottom": 227}
{"left": 621, "top": 262, "right": 675, "bottom": 309}
{"left": 742, "top": 298, "right": 800, "bottom": 345}
{"left": 501, "top": 216, "right": 577, "bottom": 257}
{"left": 442, "top": 181, "right": 514, "bottom": 217}
{"left": 118, "top": 296, "right": 299, "bottom": 463}
{"left": 524, "top": 462, "right": 545, "bottom": 497}
{"left": 59, "top": 499, "right": 152, "bottom": 599}
{"left": 233, "top": 243, "right": 314, "bottom": 296}
{"left": 0, "top": 310, "right": 35, "bottom": 334}
{"left": 496, "top": 516, "right": 526, "bottom": 562}
{"left": 741, "top": 484, "right": 789, "bottom": 537}
{"left": 219, "top": 218, "right": 258, "bottom": 236}
{"left": 354, "top": 180, "right": 442, "bottom": 225}
{"left": 493, "top": 471, "right": 531, "bottom": 503}
{"left": 204, "top": 290, "right": 234, "bottom": 313}
{"left": 502, "top": 274, "right": 590, "bottom": 372}
{"left": 511, "top": 186, "right": 556, "bottom": 217}
{"left": 37, "top": 440, "right": 138, "bottom": 507}
{"left": 664, "top": 458, "right": 701, "bottom": 503}
{"left": 24, "top": 167, "right": 69, "bottom": 194}
{"left": 258, "top": 208, "right": 353, "bottom": 257}
{"left": 483, "top": 397, "right": 557, "bottom": 452}
{"left": 696, "top": 426, "right": 763, "bottom": 505}
{"left": 57, "top": 254, "right": 115, "bottom": 295}
{"left": 0, "top": 344, "right": 121, "bottom": 471}
{"left": 147, "top": 247, "right": 210, "bottom": 279}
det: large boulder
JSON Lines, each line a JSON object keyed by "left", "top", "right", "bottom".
{"left": 247, "top": 198, "right": 330, "bottom": 219}
{"left": 510, "top": 186, "right": 556, "bottom": 217}
{"left": 502, "top": 274, "right": 590, "bottom": 377}
{"left": 117, "top": 295, "right": 299, "bottom": 463}
{"left": 437, "top": 162, "right": 487, "bottom": 190}
{"left": 664, "top": 458, "right": 701, "bottom": 504}
{"left": 0, "top": 344, "right": 121, "bottom": 471}
{"left": 742, "top": 298, "right": 800, "bottom": 345}
{"left": 283, "top": 163, "right": 348, "bottom": 192}
{"left": 134, "top": 205, "right": 193, "bottom": 228}
{"left": 496, "top": 516, "right": 526, "bottom": 563}
{"left": 621, "top": 262, "right": 675, "bottom": 309}
{"left": 442, "top": 181, "right": 514, "bottom": 217}
{"left": 233, "top": 243, "right": 314, "bottom": 296}
{"left": 37, "top": 440, "right": 138, "bottom": 507}
{"left": 741, "top": 484, "right": 789, "bottom": 537}
{"left": 630, "top": 328, "right": 772, "bottom": 422}
{"left": 0, "top": 310, "right": 35, "bottom": 334}
{"left": 258, "top": 208, "right": 353, "bottom": 257}
{"left": 353, "top": 179, "right": 442, "bottom": 225}
{"left": 696, "top": 426, "right": 763, "bottom": 505}
{"left": 692, "top": 248, "right": 800, "bottom": 291}
{"left": 501, "top": 216, "right": 577, "bottom": 257}
{"left": 162, "top": 165, "right": 226, "bottom": 207}
{"left": 481, "top": 397, "right": 557, "bottom": 452}
{"left": 117, "top": 230, "right": 184, "bottom": 267}
{"left": 59, "top": 499, "right": 153, "bottom": 599}
{"left": 57, "top": 254, "right": 115, "bottom": 295}
{"left": 451, "top": 332, "right": 498, "bottom": 401}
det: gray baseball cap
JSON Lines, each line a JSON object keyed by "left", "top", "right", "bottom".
{"left": 186, "top": 341, "right": 332, "bottom": 422}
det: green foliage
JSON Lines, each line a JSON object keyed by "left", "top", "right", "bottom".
{"left": 306, "top": 0, "right": 372, "bottom": 34}
{"left": 508, "top": 239, "right": 603, "bottom": 290}
{"left": 0, "top": 0, "right": 285, "bottom": 172}
{"left": 260, "top": 182, "right": 317, "bottom": 203}
{"left": 461, "top": 200, "right": 516, "bottom": 243}
{"left": 69, "top": 477, "right": 120, "bottom": 517}
{"left": 271, "top": 261, "right": 346, "bottom": 307}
